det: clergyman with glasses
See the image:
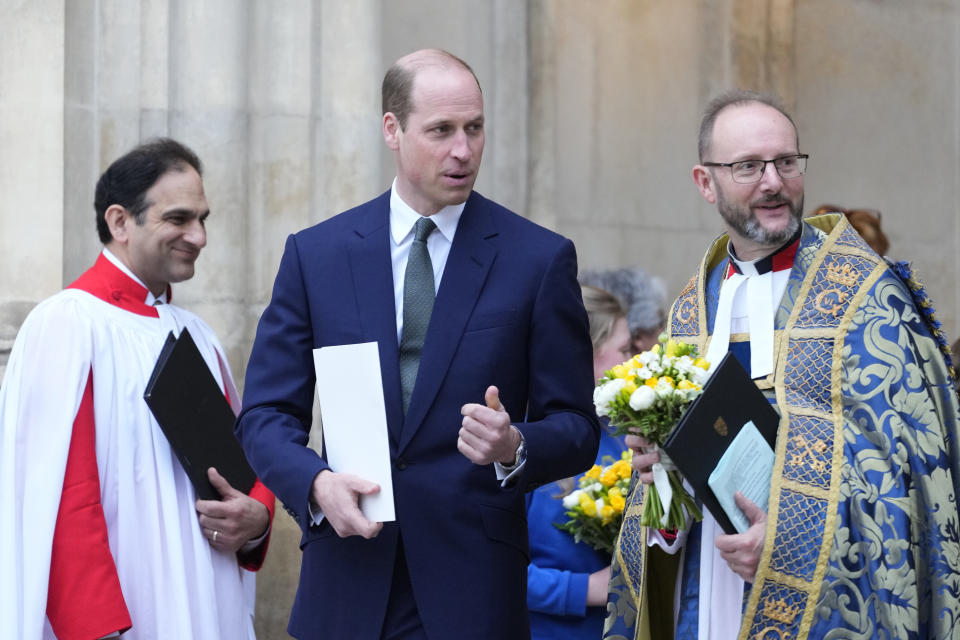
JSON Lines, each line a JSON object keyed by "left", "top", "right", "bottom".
{"left": 604, "top": 90, "right": 960, "bottom": 639}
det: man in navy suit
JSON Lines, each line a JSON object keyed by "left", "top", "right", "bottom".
{"left": 237, "top": 48, "right": 600, "bottom": 640}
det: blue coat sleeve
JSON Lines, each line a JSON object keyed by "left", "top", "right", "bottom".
{"left": 527, "top": 563, "right": 589, "bottom": 617}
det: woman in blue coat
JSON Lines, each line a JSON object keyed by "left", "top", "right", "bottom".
{"left": 526, "top": 285, "right": 633, "bottom": 639}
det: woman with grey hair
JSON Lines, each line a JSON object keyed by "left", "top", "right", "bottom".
{"left": 579, "top": 267, "right": 668, "bottom": 353}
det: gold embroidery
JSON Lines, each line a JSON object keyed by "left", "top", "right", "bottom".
{"left": 814, "top": 289, "right": 848, "bottom": 317}
{"left": 713, "top": 416, "right": 728, "bottom": 437}
{"left": 762, "top": 596, "right": 800, "bottom": 625}
{"left": 789, "top": 435, "right": 828, "bottom": 473}
{"left": 676, "top": 296, "right": 697, "bottom": 325}
{"left": 825, "top": 260, "right": 859, "bottom": 287}
{"left": 752, "top": 627, "right": 791, "bottom": 640}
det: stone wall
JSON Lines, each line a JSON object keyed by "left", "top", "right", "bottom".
{"left": 2, "top": 2, "right": 958, "bottom": 638}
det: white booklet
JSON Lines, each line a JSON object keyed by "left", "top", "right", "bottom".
{"left": 313, "top": 342, "right": 395, "bottom": 522}
{"left": 707, "top": 421, "right": 774, "bottom": 533}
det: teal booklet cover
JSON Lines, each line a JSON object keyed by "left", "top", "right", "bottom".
{"left": 708, "top": 421, "right": 774, "bottom": 533}
{"left": 662, "top": 352, "right": 780, "bottom": 534}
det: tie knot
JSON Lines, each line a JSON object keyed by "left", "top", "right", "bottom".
{"left": 414, "top": 217, "right": 437, "bottom": 243}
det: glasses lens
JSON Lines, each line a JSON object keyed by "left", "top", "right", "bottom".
{"left": 775, "top": 155, "right": 805, "bottom": 178}
{"left": 731, "top": 160, "right": 762, "bottom": 183}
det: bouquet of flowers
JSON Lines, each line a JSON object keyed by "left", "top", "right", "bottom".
{"left": 593, "top": 336, "right": 710, "bottom": 530}
{"left": 554, "top": 450, "right": 632, "bottom": 554}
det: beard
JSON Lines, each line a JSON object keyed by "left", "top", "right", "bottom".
{"left": 716, "top": 186, "right": 804, "bottom": 248}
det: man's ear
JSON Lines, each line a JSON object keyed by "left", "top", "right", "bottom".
{"left": 383, "top": 112, "right": 401, "bottom": 150}
{"left": 104, "top": 205, "right": 131, "bottom": 244}
{"left": 692, "top": 165, "right": 718, "bottom": 204}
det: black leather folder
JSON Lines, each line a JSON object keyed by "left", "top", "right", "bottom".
{"left": 143, "top": 328, "right": 256, "bottom": 501}
{"left": 661, "top": 352, "right": 780, "bottom": 534}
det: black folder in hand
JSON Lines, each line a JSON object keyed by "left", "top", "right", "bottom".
{"left": 143, "top": 328, "right": 256, "bottom": 501}
{"left": 661, "top": 352, "right": 780, "bottom": 534}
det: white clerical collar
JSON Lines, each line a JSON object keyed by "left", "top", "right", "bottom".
{"left": 101, "top": 248, "right": 169, "bottom": 305}
{"left": 389, "top": 178, "right": 464, "bottom": 245}
{"left": 729, "top": 247, "right": 765, "bottom": 277}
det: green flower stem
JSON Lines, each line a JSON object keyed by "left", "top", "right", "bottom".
{"left": 640, "top": 470, "right": 703, "bottom": 531}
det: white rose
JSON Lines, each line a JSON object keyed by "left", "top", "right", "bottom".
{"left": 562, "top": 490, "right": 582, "bottom": 509}
{"left": 629, "top": 385, "right": 656, "bottom": 410}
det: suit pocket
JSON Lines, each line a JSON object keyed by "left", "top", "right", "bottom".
{"left": 464, "top": 309, "right": 517, "bottom": 333}
{"left": 478, "top": 503, "right": 529, "bottom": 559}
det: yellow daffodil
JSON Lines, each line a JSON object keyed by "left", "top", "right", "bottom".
{"left": 584, "top": 465, "right": 602, "bottom": 480}
{"left": 612, "top": 364, "right": 631, "bottom": 379}
{"left": 600, "top": 468, "right": 618, "bottom": 487}
{"left": 645, "top": 377, "right": 658, "bottom": 387}
{"left": 665, "top": 339, "right": 677, "bottom": 357}
{"left": 651, "top": 343, "right": 660, "bottom": 354}
{"left": 600, "top": 504, "right": 616, "bottom": 524}
{"left": 579, "top": 492, "right": 597, "bottom": 516}
{"left": 609, "top": 491, "right": 626, "bottom": 512}
{"left": 677, "top": 379, "right": 696, "bottom": 390}
{"left": 613, "top": 459, "right": 632, "bottom": 479}
{"left": 694, "top": 357, "right": 709, "bottom": 370}
{"left": 661, "top": 376, "right": 675, "bottom": 388}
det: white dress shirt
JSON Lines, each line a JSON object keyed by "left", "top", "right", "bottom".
{"left": 389, "top": 179, "right": 465, "bottom": 342}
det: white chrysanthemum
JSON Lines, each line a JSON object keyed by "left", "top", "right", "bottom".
{"left": 629, "top": 385, "right": 656, "bottom": 410}
{"left": 562, "top": 490, "right": 582, "bottom": 509}
{"left": 593, "top": 378, "right": 626, "bottom": 416}
{"left": 635, "top": 366, "right": 652, "bottom": 380}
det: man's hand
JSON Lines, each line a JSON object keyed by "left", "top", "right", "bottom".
{"left": 458, "top": 386, "right": 519, "bottom": 465}
{"left": 196, "top": 467, "right": 270, "bottom": 553}
{"left": 714, "top": 492, "right": 766, "bottom": 582}
{"left": 625, "top": 434, "right": 659, "bottom": 485}
{"left": 310, "top": 469, "right": 383, "bottom": 539}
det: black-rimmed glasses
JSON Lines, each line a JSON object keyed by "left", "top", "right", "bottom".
{"left": 702, "top": 154, "right": 808, "bottom": 184}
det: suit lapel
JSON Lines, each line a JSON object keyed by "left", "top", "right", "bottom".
{"left": 399, "top": 194, "right": 498, "bottom": 452}
{"left": 347, "top": 192, "right": 404, "bottom": 445}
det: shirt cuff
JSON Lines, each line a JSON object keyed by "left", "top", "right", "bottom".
{"left": 494, "top": 428, "right": 527, "bottom": 487}
{"left": 240, "top": 524, "right": 272, "bottom": 552}
{"left": 307, "top": 499, "right": 325, "bottom": 527}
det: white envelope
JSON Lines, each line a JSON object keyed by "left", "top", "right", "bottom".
{"left": 313, "top": 342, "right": 395, "bottom": 522}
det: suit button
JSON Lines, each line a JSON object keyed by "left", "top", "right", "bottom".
{"left": 396, "top": 458, "right": 407, "bottom": 471}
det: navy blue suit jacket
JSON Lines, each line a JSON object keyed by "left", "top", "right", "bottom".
{"left": 237, "top": 190, "right": 600, "bottom": 640}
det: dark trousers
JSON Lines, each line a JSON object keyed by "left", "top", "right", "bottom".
{"left": 380, "top": 539, "right": 428, "bottom": 640}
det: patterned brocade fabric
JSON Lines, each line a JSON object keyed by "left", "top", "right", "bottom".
{"left": 603, "top": 214, "right": 960, "bottom": 640}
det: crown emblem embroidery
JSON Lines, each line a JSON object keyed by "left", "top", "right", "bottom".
{"left": 713, "top": 416, "right": 728, "bottom": 437}
{"left": 763, "top": 596, "right": 800, "bottom": 625}
{"left": 825, "top": 261, "right": 859, "bottom": 287}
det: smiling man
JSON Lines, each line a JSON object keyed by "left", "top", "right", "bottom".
{"left": 237, "top": 49, "right": 600, "bottom": 640}
{"left": 604, "top": 91, "right": 960, "bottom": 640}
{"left": 0, "top": 139, "right": 274, "bottom": 639}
